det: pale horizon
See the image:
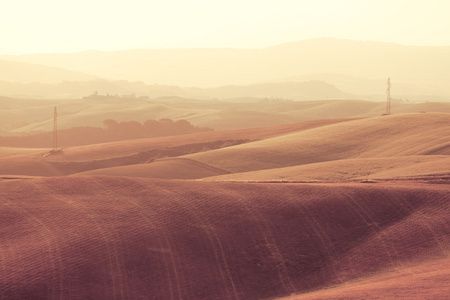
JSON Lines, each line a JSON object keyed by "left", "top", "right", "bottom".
{"left": 5, "top": 37, "right": 450, "bottom": 56}
{"left": 2, "top": 0, "right": 450, "bottom": 55}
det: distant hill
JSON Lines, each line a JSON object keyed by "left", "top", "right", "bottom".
{"left": 0, "top": 59, "right": 98, "bottom": 84}
{"left": 282, "top": 73, "right": 450, "bottom": 102}
{"left": 2, "top": 38, "right": 450, "bottom": 98}
{"left": 1, "top": 96, "right": 450, "bottom": 134}
{"left": 185, "top": 80, "right": 352, "bottom": 100}
{"left": 0, "top": 79, "right": 351, "bottom": 100}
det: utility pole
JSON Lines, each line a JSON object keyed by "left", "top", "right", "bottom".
{"left": 53, "top": 106, "right": 58, "bottom": 151}
{"left": 386, "top": 77, "right": 391, "bottom": 115}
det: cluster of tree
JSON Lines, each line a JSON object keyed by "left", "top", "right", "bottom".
{"left": 0, "top": 118, "right": 211, "bottom": 148}
{"left": 102, "top": 118, "right": 210, "bottom": 139}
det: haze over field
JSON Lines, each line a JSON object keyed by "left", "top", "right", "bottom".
{"left": 1, "top": 0, "right": 450, "bottom": 299}
{"left": 1, "top": 39, "right": 450, "bottom": 101}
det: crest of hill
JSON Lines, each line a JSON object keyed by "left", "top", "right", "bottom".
{"left": 0, "top": 147, "right": 46, "bottom": 158}
{"left": 0, "top": 149, "right": 64, "bottom": 176}
{"left": 184, "top": 113, "right": 450, "bottom": 174}
{"left": 76, "top": 158, "right": 231, "bottom": 179}
{"left": 0, "top": 176, "right": 449, "bottom": 299}
{"left": 204, "top": 155, "right": 450, "bottom": 182}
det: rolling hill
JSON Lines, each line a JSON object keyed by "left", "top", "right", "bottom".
{"left": 71, "top": 113, "right": 450, "bottom": 183}
{"left": 3, "top": 112, "right": 448, "bottom": 183}
{"left": 1, "top": 176, "right": 449, "bottom": 299}
{"left": 184, "top": 113, "right": 450, "bottom": 172}
{"left": 2, "top": 95, "right": 450, "bottom": 135}
{"left": 204, "top": 155, "right": 450, "bottom": 182}
{"left": 0, "top": 118, "right": 351, "bottom": 177}
{"left": 1, "top": 108, "right": 449, "bottom": 299}
{"left": 2, "top": 36, "right": 450, "bottom": 300}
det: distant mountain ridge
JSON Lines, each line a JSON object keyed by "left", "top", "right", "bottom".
{"left": 1, "top": 38, "right": 450, "bottom": 99}
{"left": 185, "top": 80, "right": 351, "bottom": 100}
{"left": 0, "top": 59, "right": 98, "bottom": 83}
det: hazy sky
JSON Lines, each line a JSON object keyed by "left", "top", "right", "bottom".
{"left": 1, "top": 0, "right": 449, "bottom": 54}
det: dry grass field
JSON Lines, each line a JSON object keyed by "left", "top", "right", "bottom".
{"left": 0, "top": 176, "right": 449, "bottom": 299}
{"left": 3, "top": 4, "right": 450, "bottom": 298}
{"left": 0, "top": 118, "right": 353, "bottom": 177}
{"left": 278, "top": 258, "right": 450, "bottom": 299}
{"left": 1, "top": 109, "right": 449, "bottom": 299}
{"left": 69, "top": 113, "right": 450, "bottom": 182}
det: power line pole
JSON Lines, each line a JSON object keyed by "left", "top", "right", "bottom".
{"left": 386, "top": 77, "right": 391, "bottom": 115}
{"left": 53, "top": 106, "right": 58, "bottom": 150}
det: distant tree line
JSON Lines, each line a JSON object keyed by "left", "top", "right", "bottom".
{"left": 102, "top": 118, "right": 209, "bottom": 138}
{"left": 0, "top": 118, "right": 212, "bottom": 148}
